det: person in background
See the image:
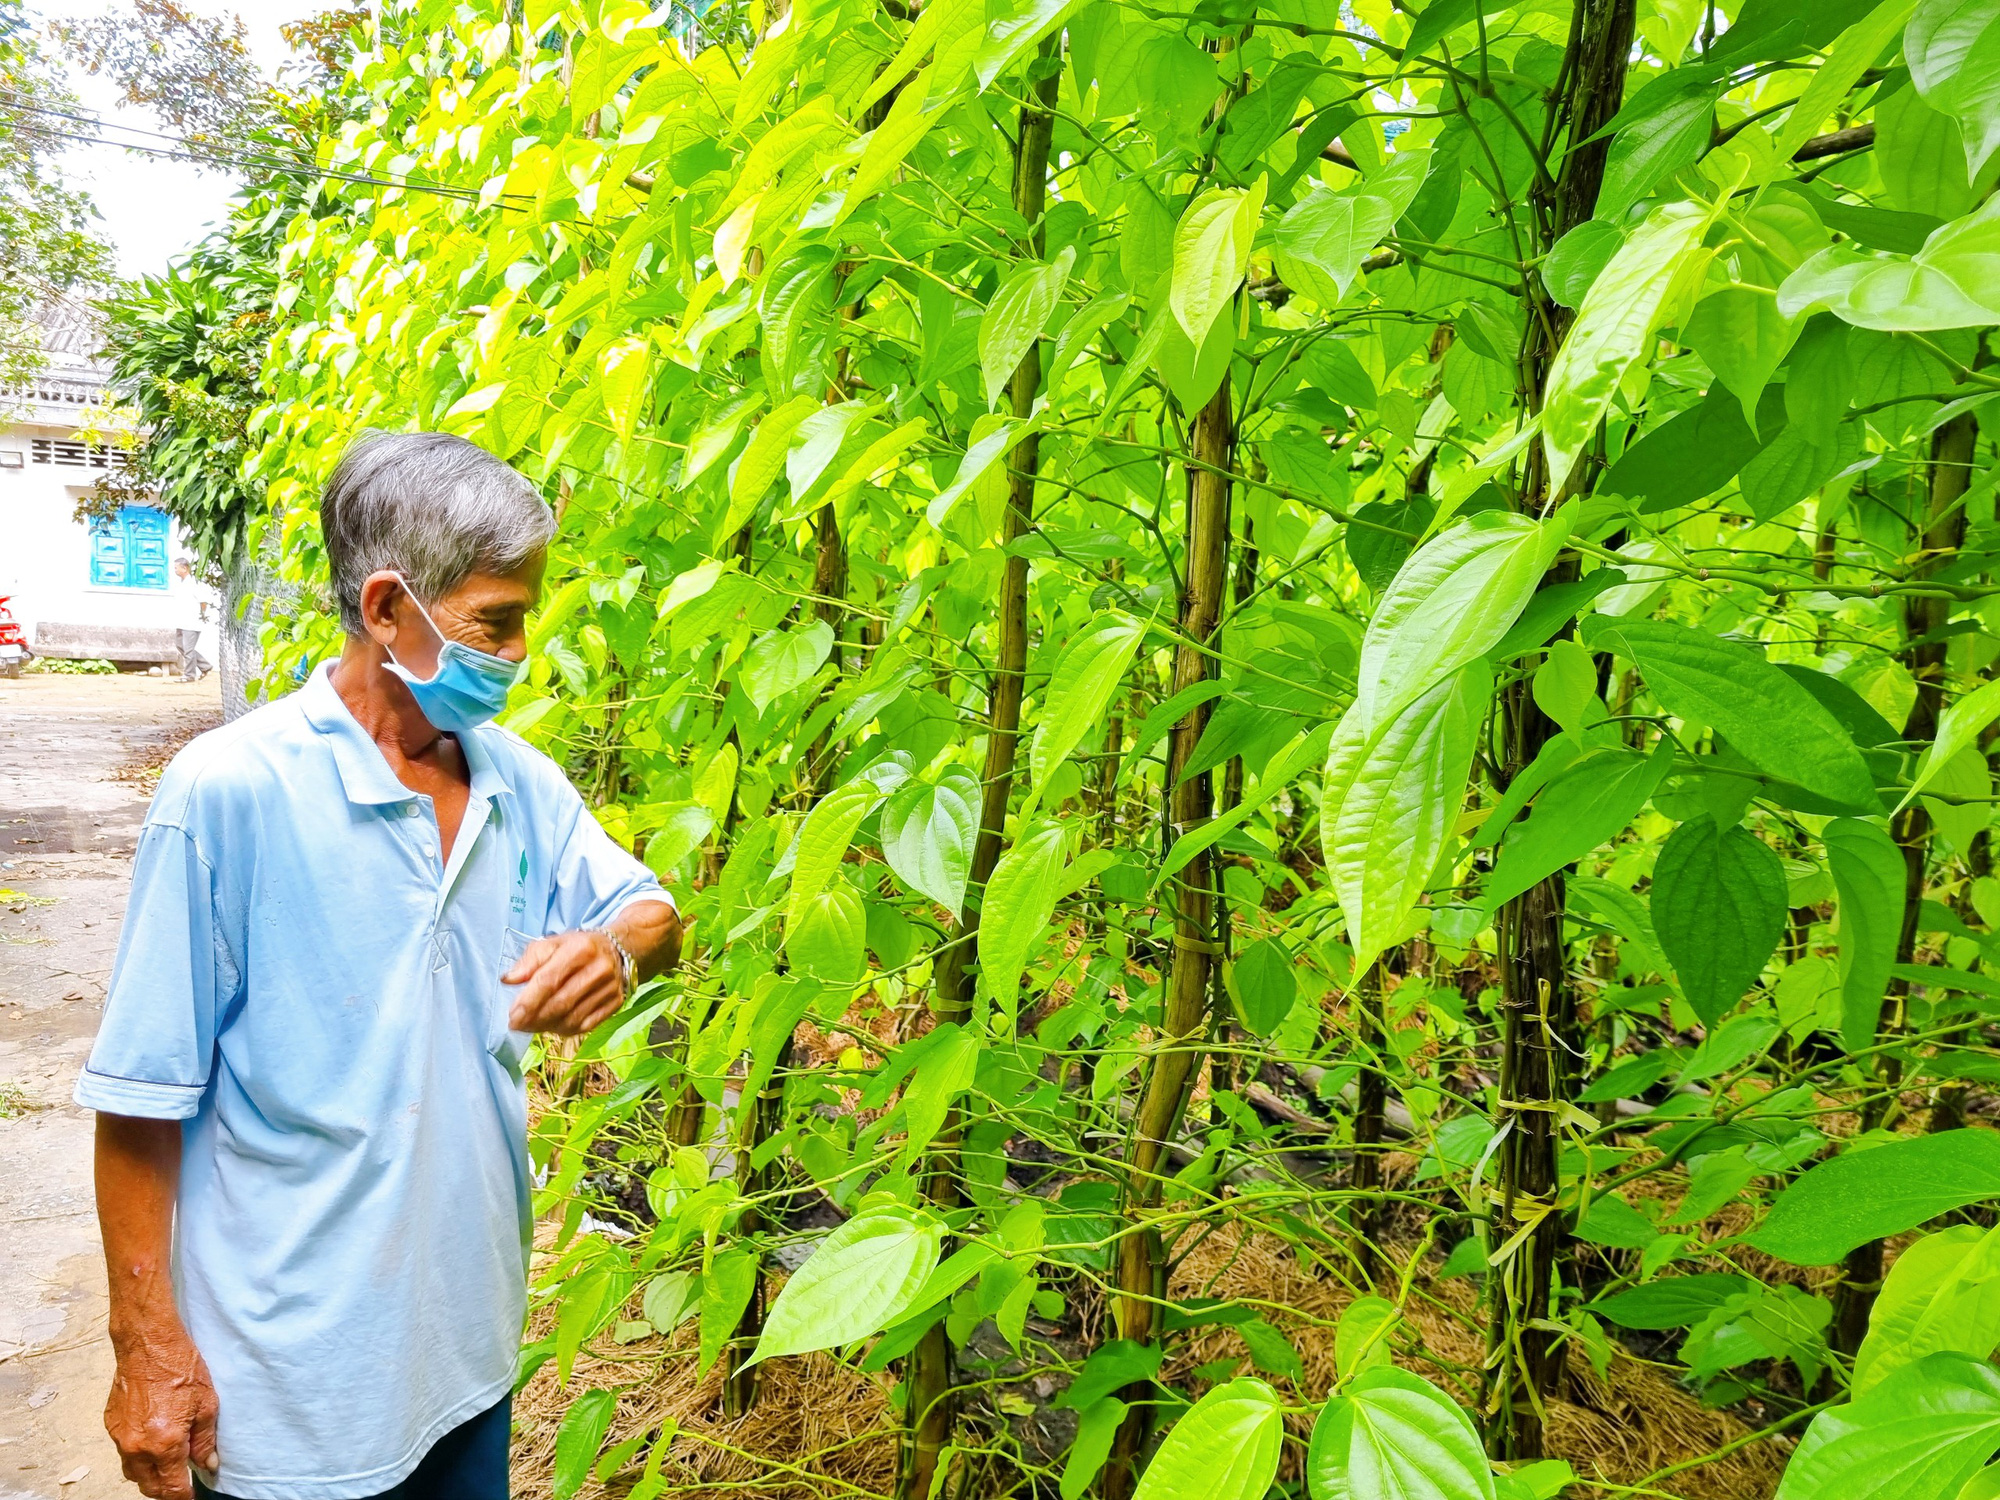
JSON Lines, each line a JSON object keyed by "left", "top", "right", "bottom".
{"left": 170, "top": 558, "right": 214, "bottom": 683}
{"left": 78, "top": 432, "right": 685, "bottom": 1500}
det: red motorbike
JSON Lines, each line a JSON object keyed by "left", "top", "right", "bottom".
{"left": 0, "top": 595, "right": 30, "bottom": 677}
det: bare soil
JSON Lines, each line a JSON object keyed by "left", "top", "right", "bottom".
{"left": 0, "top": 672, "right": 221, "bottom": 1500}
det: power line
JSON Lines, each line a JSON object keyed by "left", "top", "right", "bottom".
{"left": 0, "top": 89, "right": 529, "bottom": 205}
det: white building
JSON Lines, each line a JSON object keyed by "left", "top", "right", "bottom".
{"left": 0, "top": 298, "right": 205, "bottom": 666}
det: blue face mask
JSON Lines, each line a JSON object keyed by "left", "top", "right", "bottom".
{"left": 381, "top": 573, "right": 526, "bottom": 734}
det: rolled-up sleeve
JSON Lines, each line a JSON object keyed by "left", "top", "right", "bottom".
{"left": 74, "top": 821, "right": 228, "bottom": 1119}
{"left": 547, "top": 795, "right": 672, "bottom": 936}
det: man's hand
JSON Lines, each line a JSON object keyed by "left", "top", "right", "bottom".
{"left": 503, "top": 929, "right": 628, "bottom": 1035}
{"left": 106, "top": 1324, "right": 219, "bottom": 1500}
{"left": 504, "top": 901, "right": 684, "bottom": 1035}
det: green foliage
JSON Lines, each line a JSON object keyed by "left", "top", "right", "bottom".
{"left": 1132, "top": 1380, "right": 1284, "bottom": 1500}
{"left": 1308, "top": 1368, "right": 1496, "bottom": 1500}
{"left": 1751, "top": 1132, "right": 2000, "bottom": 1265}
{"left": 24, "top": 657, "right": 117, "bottom": 674}
{"left": 98, "top": 189, "right": 289, "bottom": 573}
{"left": 0, "top": 0, "right": 114, "bottom": 387}
{"left": 216, "top": 0, "right": 2000, "bottom": 1492}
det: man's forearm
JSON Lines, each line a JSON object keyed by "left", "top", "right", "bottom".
{"left": 96, "top": 1113, "right": 219, "bottom": 1499}
{"left": 97, "top": 1114, "right": 184, "bottom": 1345}
{"left": 609, "top": 898, "right": 682, "bottom": 981}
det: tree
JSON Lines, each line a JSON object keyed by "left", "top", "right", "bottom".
{"left": 96, "top": 186, "right": 291, "bottom": 715}
{"left": 0, "top": 0, "right": 113, "bottom": 389}
{"left": 242, "top": 0, "right": 2000, "bottom": 1495}
{"left": 79, "top": 4, "right": 368, "bottom": 716}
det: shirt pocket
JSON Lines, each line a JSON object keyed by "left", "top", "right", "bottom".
{"left": 492, "top": 926, "right": 537, "bottom": 1075}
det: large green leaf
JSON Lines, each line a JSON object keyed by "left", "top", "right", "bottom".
{"left": 1229, "top": 937, "right": 1298, "bottom": 1037}
{"left": 1774, "top": 0, "right": 1918, "bottom": 157}
{"left": 1134, "top": 1379, "right": 1285, "bottom": 1500}
{"left": 1324, "top": 663, "right": 1488, "bottom": 971}
{"left": 1649, "top": 816, "right": 1788, "bottom": 1025}
{"left": 725, "top": 393, "right": 821, "bottom": 534}
{"left": 980, "top": 247, "right": 1075, "bottom": 407}
{"left": 1904, "top": 678, "right": 2000, "bottom": 808}
{"left": 1601, "top": 381, "right": 1781, "bottom": 511}
{"left": 1595, "top": 67, "right": 1720, "bottom": 222}
{"left": 1542, "top": 200, "right": 1711, "bottom": 493}
{"left": 1590, "top": 1274, "right": 1754, "bottom": 1330}
{"left": 1908, "top": 0, "right": 2000, "bottom": 179}
{"left": 1272, "top": 150, "right": 1432, "bottom": 303}
{"left": 1778, "top": 197, "right": 2000, "bottom": 331}
{"left": 1027, "top": 613, "right": 1144, "bottom": 811}
{"left": 1308, "top": 1367, "right": 1496, "bottom": 1500}
{"left": 741, "top": 620, "right": 836, "bottom": 712}
{"left": 1334, "top": 1297, "right": 1398, "bottom": 1378}
{"left": 786, "top": 778, "right": 886, "bottom": 924}
{"left": 552, "top": 1388, "right": 621, "bottom": 1500}
{"left": 973, "top": 0, "right": 1084, "bottom": 89}
{"left": 753, "top": 1207, "right": 942, "bottom": 1362}
{"left": 698, "top": 1249, "right": 759, "bottom": 1375}
{"left": 1581, "top": 616, "right": 1881, "bottom": 812}
{"left": 896, "top": 1022, "right": 982, "bottom": 1159}
{"left": 1825, "top": 817, "right": 1908, "bottom": 1051}
{"left": 1856, "top": 1225, "right": 2000, "bottom": 1395}
{"left": 1482, "top": 739, "right": 1673, "bottom": 914}
{"left": 1682, "top": 285, "right": 1800, "bottom": 423}
{"left": 1062, "top": 1398, "right": 1129, "bottom": 1500}
{"left": 1749, "top": 1130, "right": 2000, "bottom": 1264}
{"left": 1775, "top": 1354, "right": 2000, "bottom": 1500}
{"left": 787, "top": 886, "right": 868, "bottom": 984}
{"left": 1169, "top": 182, "right": 1264, "bottom": 341}
{"left": 882, "top": 768, "right": 982, "bottom": 914}
{"left": 1355, "top": 511, "right": 1563, "bottom": 730}
{"left": 597, "top": 334, "right": 652, "bottom": 441}
{"left": 978, "top": 820, "right": 1081, "bottom": 1021}
{"left": 1401, "top": 0, "right": 1513, "bottom": 60}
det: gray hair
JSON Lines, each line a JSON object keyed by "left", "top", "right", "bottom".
{"left": 321, "top": 431, "right": 556, "bottom": 635}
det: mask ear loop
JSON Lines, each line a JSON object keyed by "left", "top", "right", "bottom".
{"left": 384, "top": 571, "right": 451, "bottom": 681}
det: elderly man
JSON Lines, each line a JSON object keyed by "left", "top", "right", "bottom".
{"left": 76, "top": 432, "right": 682, "bottom": 1500}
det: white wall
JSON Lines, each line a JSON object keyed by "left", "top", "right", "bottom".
{"left": 0, "top": 417, "right": 198, "bottom": 649}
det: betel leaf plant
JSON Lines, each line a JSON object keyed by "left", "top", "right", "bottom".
{"left": 208, "top": 0, "right": 2000, "bottom": 1492}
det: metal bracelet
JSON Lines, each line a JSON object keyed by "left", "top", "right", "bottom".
{"left": 597, "top": 928, "right": 637, "bottom": 1000}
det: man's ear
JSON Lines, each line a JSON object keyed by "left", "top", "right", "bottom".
{"left": 357, "top": 572, "right": 405, "bottom": 646}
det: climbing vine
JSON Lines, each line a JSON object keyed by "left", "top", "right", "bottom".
{"left": 236, "top": 0, "right": 2000, "bottom": 1494}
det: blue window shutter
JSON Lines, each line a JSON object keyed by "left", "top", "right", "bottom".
{"left": 90, "top": 516, "right": 129, "bottom": 587}
{"left": 125, "top": 507, "right": 169, "bottom": 590}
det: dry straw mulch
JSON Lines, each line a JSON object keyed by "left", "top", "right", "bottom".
{"left": 512, "top": 1221, "right": 1795, "bottom": 1500}
{"left": 512, "top": 1307, "right": 899, "bottom": 1500}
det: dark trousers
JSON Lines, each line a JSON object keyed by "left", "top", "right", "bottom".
{"left": 195, "top": 1394, "right": 510, "bottom": 1500}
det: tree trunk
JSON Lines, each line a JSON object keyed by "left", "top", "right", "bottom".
{"left": 1934, "top": 827, "right": 1993, "bottom": 1134}
{"left": 1831, "top": 410, "right": 1976, "bottom": 1356}
{"left": 1350, "top": 959, "right": 1388, "bottom": 1281}
{"left": 1103, "top": 374, "right": 1235, "bottom": 1500}
{"left": 724, "top": 1038, "right": 793, "bottom": 1415}
{"left": 806, "top": 500, "right": 850, "bottom": 794}
{"left": 898, "top": 46, "right": 1059, "bottom": 1500}
{"left": 1482, "top": 0, "right": 1636, "bottom": 1460}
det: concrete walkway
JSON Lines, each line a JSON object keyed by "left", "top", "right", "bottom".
{"left": 0, "top": 672, "right": 221, "bottom": 1500}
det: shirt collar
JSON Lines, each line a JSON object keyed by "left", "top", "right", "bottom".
{"left": 457, "top": 723, "right": 516, "bottom": 818}
{"left": 300, "top": 661, "right": 517, "bottom": 814}
{"left": 300, "top": 663, "right": 416, "bottom": 807}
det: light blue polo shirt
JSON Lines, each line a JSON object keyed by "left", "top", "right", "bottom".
{"left": 75, "top": 663, "right": 667, "bottom": 1499}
